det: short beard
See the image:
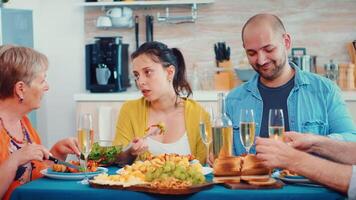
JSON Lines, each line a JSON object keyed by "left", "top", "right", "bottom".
{"left": 257, "top": 56, "right": 286, "bottom": 81}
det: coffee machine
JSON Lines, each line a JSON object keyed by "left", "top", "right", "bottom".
{"left": 85, "top": 37, "right": 130, "bottom": 93}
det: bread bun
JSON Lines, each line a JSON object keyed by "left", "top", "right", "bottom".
{"left": 241, "top": 154, "right": 270, "bottom": 176}
{"left": 213, "top": 156, "right": 242, "bottom": 176}
{"left": 248, "top": 178, "right": 277, "bottom": 186}
{"left": 213, "top": 176, "right": 241, "bottom": 183}
{"left": 241, "top": 175, "right": 270, "bottom": 182}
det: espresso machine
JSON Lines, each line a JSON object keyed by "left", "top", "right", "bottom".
{"left": 85, "top": 37, "right": 130, "bottom": 93}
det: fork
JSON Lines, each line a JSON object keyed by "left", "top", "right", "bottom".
{"left": 122, "top": 125, "right": 165, "bottom": 152}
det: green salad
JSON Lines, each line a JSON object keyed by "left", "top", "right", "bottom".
{"left": 88, "top": 142, "right": 122, "bottom": 166}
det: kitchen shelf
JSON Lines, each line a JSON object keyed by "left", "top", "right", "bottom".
{"left": 81, "top": 0, "right": 214, "bottom": 7}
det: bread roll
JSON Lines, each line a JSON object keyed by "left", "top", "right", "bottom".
{"left": 241, "top": 154, "right": 270, "bottom": 176}
{"left": 213, "top": 176, "right": 241, "bottom": 183}
{"left": 241, "top": 175, "right": 270, "bottom": 182}
{"left": 248, "top": 178, "right": 276, "bottom": 186}
{"left": 213, "top": 156, "right": 242, "bottom": 176}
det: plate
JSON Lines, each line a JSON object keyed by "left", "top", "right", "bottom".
{"left": 273, "top": 171, "right": 322, "bottom": 187}
{"left": 41, "top": 167, "right": 108, "bottom": 180}
{"left": 115, "top": 166, "right": 213, "bottom": 175}
{"left": 89, "top": 181, "right": 214, "bottom": 195}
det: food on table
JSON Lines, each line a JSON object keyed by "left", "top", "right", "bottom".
{"left": 241, "top": 154, "right": 270, "bottom": 176}
{"left": 51, "top": 160, "right": 98, "bottom": 173}
{"left": 213, "top": 156, "right": 242, "bottom": 183}
{"left": 88, "top": 142, "right": 122, "bottom": 166}
{"left": 248, "top": 178, "right": 277, "bottom": 186}
{"left": 213, "top": 154, "right": 274, "bottom": 186}
{"left": 92, "top": 153, "right": 206, "bottom": 188}
{"left": 280, "top": 169, "right": 300, "bottom": 177}
{"left": 149, "top": 122, "right": 166, "bottom": 135}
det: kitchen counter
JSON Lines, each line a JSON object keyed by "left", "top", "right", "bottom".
{"left": 74, "top": 90, "right": 356, "bottom": 102}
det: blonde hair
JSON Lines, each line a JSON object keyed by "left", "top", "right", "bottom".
{"left": 0, "top": 45, "right": 48, "bottom": 99}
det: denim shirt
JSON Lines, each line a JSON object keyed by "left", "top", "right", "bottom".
{"left": 226, "top": 65, "right": 356, "bottom": 156}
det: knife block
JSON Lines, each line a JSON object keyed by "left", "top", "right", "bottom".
{"left": 338, "top": 63, "right": 355, "bottom": 90}
{"left": 214, "top": 60, "right": 235, "bottom": 90}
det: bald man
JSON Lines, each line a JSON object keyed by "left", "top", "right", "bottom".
{"left": 225, "top": 13, "right": 356, "bottom": 155}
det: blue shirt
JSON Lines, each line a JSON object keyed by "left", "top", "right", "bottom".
{"left": 226, "top": 65, "right": 356, "bottom": 156}
{"left": 258, "top": 76, "right": 294, "bottom": 137}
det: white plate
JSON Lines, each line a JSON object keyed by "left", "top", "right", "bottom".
{"left": 41, "top": 167, "right": 108, "bottom": 180}
{"left": 116, "top": 166, "right": 213, "bottom": 175}
{"left": 273, "top": 171, "right": 322, "bottom": 187}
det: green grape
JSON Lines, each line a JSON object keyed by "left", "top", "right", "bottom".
{"left": 163, "top": 164, "right": 171, "bottom": 173}
{"left": 160, "top": 173, "right": 169, "bottom": 180}
{"left": 146, "top": 172, "right": 153, "bottom": 182}
{"left": 173, "top": 169, "right": 181, "bottom": 179}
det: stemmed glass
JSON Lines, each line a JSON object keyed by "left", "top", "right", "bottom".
{"left": 199, "top": 105, "right": 213, "bottom": 165}
{"left": 239, "top": 109, "right": 256, "bottom": 154}
{"left": 268, "top": 109, "right": 285, "bottom": 141}
{"left": 77, "top": 113, "right": 95, "bottom": 184}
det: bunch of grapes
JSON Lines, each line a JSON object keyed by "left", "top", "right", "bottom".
{"left": 145, "top": 161, "right": 205, "bottom": 185}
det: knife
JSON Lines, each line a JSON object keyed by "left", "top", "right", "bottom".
{"left": 48, "top": 156, "right": 80, "bottom": 170}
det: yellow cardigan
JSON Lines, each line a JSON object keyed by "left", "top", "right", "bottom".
{"left": 113, "top": 97, "right": 211, "bottom": 164}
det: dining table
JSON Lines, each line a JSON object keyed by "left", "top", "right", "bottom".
{"left": 10, "top": 167, "right": 345, "bottom": 200}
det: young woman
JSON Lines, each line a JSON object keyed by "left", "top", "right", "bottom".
{"left": 114, "top": 41, "right": 210, "bottom": 165}
{"left": 0, "top": 45, "right": 80, "bottom": 200}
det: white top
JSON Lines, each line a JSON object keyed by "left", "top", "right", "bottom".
{"left": 146, "top": 133, "right": 191, "bottom": 156}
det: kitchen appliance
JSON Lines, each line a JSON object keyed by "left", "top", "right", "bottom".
{"left": 85, "top": 37, "right": 130, "bottom": 93}
{"left": 289, "top": 48, "right": 317, "bottom": 73}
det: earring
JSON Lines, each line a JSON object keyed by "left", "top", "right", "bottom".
{"left": 19, "top": 96, "right": 24, "bottom": 103}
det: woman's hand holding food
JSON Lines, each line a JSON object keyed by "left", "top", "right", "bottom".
{"left": 129, "top": 138, "right": 148, "bottom": 156}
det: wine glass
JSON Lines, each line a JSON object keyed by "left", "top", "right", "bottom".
{"left": 239, "top": 109, "right": 256, "bottom": 154}
{"left": 199, "top": 105, "right": 213, "bottom": 165}
{"left": 77, "top": 113, "right": 95, "bottom": 184}
{"left": 268, "top": 109, "right": 285, "bottom": 141}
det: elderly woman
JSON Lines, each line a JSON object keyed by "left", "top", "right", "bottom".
{"left": 0, "top": 45, "right": 80, "bottom": 200}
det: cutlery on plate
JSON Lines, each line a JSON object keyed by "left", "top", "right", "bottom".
{"left": 48, "top": 156, "right": 80, "bottom": 170}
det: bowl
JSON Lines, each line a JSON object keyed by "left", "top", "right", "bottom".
{"left": 234, "top": 68, "right": 256, "bottom": 82}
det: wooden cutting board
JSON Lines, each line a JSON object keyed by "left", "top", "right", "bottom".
{"left": 223, "top": 180, "right": 284, "bottom": 190}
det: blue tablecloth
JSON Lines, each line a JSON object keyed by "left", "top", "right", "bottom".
{"left": 11, "top": 167, "right": 345, "bottom": 200}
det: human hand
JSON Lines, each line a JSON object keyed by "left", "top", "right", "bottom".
{"left": 129, "top": 138, "right": 148, "bottom": 156}
{"left": 256, "top": 137, "right": 302, "bottom": 169}
{"left": 284, "top": 131, "right": 323, "bottom": 153}
{"left": 10, "top": 144, "right": 50, "bottom": 166}
{"left": 50, "top": 137, "right": 80, "bottom": 160}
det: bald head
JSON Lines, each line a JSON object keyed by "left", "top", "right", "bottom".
{"left": 242, "top": 14, "right": 286, "bottom": 45}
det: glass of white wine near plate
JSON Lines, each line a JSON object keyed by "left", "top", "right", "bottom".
{"left": 268, "top": 109, "right": 285, "bottom": 141}
{"left": 199, "top": 105, "right": 214, "bottom": 164}
{"left": 239, "top": 109, "right": 256, "bottom": 154}
{"left": 77, "top": 113, "right": 95, "bottom": 184}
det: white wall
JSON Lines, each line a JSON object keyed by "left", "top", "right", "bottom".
{"left": 7, "top": 0, "right": 85, "bottom": 147}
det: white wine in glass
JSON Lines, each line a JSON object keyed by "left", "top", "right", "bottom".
{"left": 239, "top": 109, "right": 255, "bottom": 154}
{"left": 77, "top": 113, "right": 94, "bottom": 184}
{"left": 268, "top": 109, "right": 285, "bottom": 141}
{"left": 199, "top": 105, "right": 213, "bottom": 164}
